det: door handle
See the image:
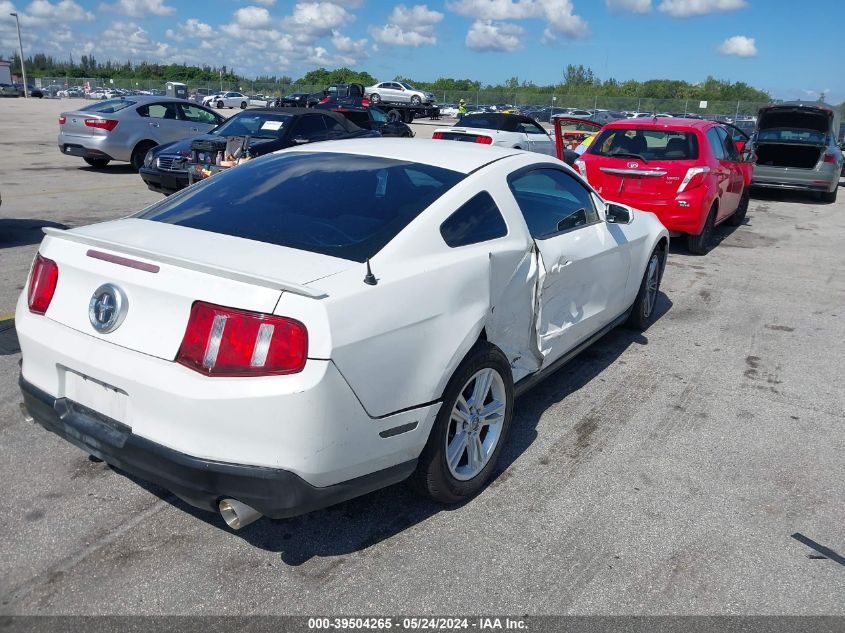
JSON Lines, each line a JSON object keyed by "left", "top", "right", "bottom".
{"left": 190, "top": 127, "right": 199, "bottom": 132}
{"left": 149, "top": 122, "right": 159, "bottom": 127}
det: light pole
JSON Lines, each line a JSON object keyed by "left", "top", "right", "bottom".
{"left": 9, "top": 12, "right": 27, "bottom": 98}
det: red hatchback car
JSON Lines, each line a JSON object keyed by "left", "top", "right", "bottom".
{"left": 573, "top": 118, "right": 754, "bottom": 254}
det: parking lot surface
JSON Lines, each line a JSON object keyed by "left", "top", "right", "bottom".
{"left": 1, "top": 98, "right": 844, "bottom": 615}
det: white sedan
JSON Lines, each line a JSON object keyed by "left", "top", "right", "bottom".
{"left": 203, "top": 91, "right": 249, "bottom": 109}
{"left": 434, "top": 113, "right": 556, "bottom": 155}
{"left": 17, "top": 139, "right": 668, "bottom": 530}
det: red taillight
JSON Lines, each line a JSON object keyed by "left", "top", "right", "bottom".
{"left": 27, "top": 254, "right": 59, "bottom": 315}
{"left": 823, "top": 152, "right": 837, "bottom": 164}
{"left": 432, "top": 132, "right": 443, "bottom": 139}
{"left": 361, "top": 98, "right": 369, "bottom": 107}
{"left": 475, "top": 135, "right": 493, "bottom": 144}
{"left": 84, "top": 118, "right": 118, "bottom": 131}
{"left": 176, "top": 301, "right": 307, "bottom": 377}
{"left": 677, "top": 166, "right": 710, "bottom": 193}
{"left": 58, "top": 116, "right": 66, "bottom": 125}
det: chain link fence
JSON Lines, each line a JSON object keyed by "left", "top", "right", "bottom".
{"left": 33, "top": 76, "right": 767, "bottom": 117}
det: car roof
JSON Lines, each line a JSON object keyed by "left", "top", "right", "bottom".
{"left": 603, "top": 117, "right": 716, "bottom": 131}
{"left": 284, "top": 138, "right": 522, "bottom": 174}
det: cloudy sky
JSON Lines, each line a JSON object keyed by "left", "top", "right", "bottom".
{"left": 0, "top": 0, "right": 840, "bottom": 101}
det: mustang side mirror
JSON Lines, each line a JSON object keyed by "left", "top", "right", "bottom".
{"left": 292, "top": 137, "right": 309, "bottom": 144}
{"left": 606, "top": 204, "right": 632, "bottom": 225}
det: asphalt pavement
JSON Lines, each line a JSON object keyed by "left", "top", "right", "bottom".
{"left": 0, "top": 98, "right": 843, "bottom": 615}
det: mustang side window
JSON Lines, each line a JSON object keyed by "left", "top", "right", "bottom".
{"left": 508, "top": 168, "right": 599, "bottom": 239}
{"left": 440, "top": 191, "right": 508, "bottom": 248}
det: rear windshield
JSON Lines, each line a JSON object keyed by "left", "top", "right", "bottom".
{"left": 457, "top": 115, "right": 507, "bottom": 130}
{"left": 757, "top": 129, "right": 825, "bottom": 144}
{"left": 588, "top": 128, "right": 699, "bottom": 160}
{"left": 80, "top": 99, "right": 136, "bottom": 114}
{"left": 136, "top": 152, "right": 465, "bottom": 262}
{"left": 212, "top": 113, "right": 292, "bottom": 139}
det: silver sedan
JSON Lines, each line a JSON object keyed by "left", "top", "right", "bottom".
{"left": 58, "top": 96, "right": 225, "bottom": 170}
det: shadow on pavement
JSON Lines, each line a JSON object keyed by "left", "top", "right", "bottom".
{"left": 0, "top": 317, "right": 20, "bottom": 356}
{"left": 0, "top": 219, "right": 68, "bottom": 248}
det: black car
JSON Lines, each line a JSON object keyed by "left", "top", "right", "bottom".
{"left": 140, "top": 108, "right": 380, "bottom": 195}
{"left": 276, "top": 92, "right": 316, "bottom": 107}
{"left": 317, "top": 105, "right": 414, "bottom": 138}
{"left": 12, "top": 83, "right": 42, "bottom": 98}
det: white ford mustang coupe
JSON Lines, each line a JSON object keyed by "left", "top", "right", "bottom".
{"left": 17, "top": 139, "right": 668, "bottom": 529}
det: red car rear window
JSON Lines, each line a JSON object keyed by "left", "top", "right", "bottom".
{"left": 588, "top": 129, "right": 699, "bottom": 161}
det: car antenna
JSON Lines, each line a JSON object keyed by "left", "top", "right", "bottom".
{"left": 364, "top": 259, "right": 377, "bottom": 286}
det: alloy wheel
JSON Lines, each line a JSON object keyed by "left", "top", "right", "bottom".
{"left": 445, "top": 368, "right": 507, "bottom": 481}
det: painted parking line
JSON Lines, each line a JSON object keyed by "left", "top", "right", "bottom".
{"left": 0, "top": 312, "right": 15, "bottom": 322}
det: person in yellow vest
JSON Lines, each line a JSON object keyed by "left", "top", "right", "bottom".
{"left": 457, "top": 99, "right": 467, "bottom": 121}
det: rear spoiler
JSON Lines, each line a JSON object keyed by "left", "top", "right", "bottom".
{"left": 42, "top": 227, "right": 328, "bottom": 299}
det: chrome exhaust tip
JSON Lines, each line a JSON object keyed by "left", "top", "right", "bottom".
{"left": 218, "top": 498, "right": 262, "bottom": 530}
{"left": 19, "top": 402, "right": 33, "bottom": 423}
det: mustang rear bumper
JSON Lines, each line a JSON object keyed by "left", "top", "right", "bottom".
{"left": 20, "top": 376, "right": 417, "bottom": 519}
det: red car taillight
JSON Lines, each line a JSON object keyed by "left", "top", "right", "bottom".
{"left": 58, "top": 116, "right": 66, "bottom": 125}
{"left": 84, "top": 118, "right": 118, "bottom": 131}
{"left": 27, "top": 254, "right": 59, "bottom": 315}
{"left": 432, "top": 132, "right": 443, "bottom": 139}
{"left": 823, "top": 152, "right": 837, "bottom": 164}
{"left": 361, "top": 98, "right": 369, "bottom": 107}
{"left": 677, "top": 166, "right": 711, "bottom": 193}
{"left": 176, "top": 301, "right": 307, "bottom": 377}
{"left": 475, "top": 135, "right": 493, "bottom": 144}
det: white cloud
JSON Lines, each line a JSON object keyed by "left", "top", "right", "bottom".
{"left": 98, "top": 20, "right": 175, "bottom": 59}
{"left": 100, "top": 0, "right": 175, "bottom": 17}
{"left": 285, "top": 2, "right": 355, "bottom": 39}
{"left": 331, "top": 29, "right": 367, "bottom": 55}
{"left": 606, "top": 0, "right": 652, "bottom": 13}
{"left": 369, "top": 4, "right": 443, "bottom": 46}
{"left": 448, "top": 0, "right": 587, "bottom": 43}
{"left": 167, "top": 18, "right": 214, "bottom": 40}
{"left": 717, "top": 35, "right": 757, "bottom": 57}
{"left": 233, "top": 5, "right": 271, "bottom": 28}
{"left": 658, "top": 0, "right": 746, "bottom": 17}
{"left": 465, "top": 19, "right": 523, "bottom": 52}
{"left": 27, "top": 0, "right": 95, "bottom": 23}
{"left": 253, "top": 0, "right": 276, "bottom": 5}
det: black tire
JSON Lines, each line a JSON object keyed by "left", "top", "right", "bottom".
{"left": 410, "top": 95, "right": 421, "bottom": 106}
{"left": 404, "top": 110, "right": 414, "bottom": 123}
{"left": 83, "top": 157, "right": 110, "bottom": 168}
{"left": 687, "top": 203, "right": 717, "bottom": 255}
{"left": 130, "top": 141, "right": 156, "bottom": 172}
{"left": 409, "top": 342, "right": 514, "bottom": 504}
{"left": 627, "top": 245, "right": 665, "bottom": 330}
{"left": 728, "top": 190, "right": 749, "bottom": 226}
{"left": 240, "top": 101, "right": 247, "bottom": 109}
{"left": 387, "top": 108, "right": 402, "bottom": 122}
{"left": 821, "top": 187, "right": 838, "bottom": 203}
{"left": 216, "top": 100, "right": 224, "bottom": 109}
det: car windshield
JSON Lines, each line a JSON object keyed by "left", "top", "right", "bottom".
{"left": 136, "top": 152, "right": 466, "bottom": 262}
{"left": 80, "top": 99, "right": 136, "bottom": 114}
{"left": 589, "top": 128, "right": 700, "bottom": 160}
{"left": 211, "top": 113, "right": 292, "bottom": 139}
{"left": 370, "top": 108, "right": 389, "bottom": 123}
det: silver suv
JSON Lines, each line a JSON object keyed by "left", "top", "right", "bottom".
{"left": 58, "top": 96, "right": 225, "bottom": 170}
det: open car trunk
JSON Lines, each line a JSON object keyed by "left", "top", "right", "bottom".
{"left": 754, "top": 103, "right": 835, "bottom": 169}
{"left": 755, "top": 143, "right": 823, "bottom": 169}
